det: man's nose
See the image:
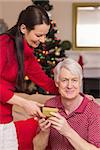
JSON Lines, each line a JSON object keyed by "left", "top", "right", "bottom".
{"left": 67, "top": 80, "right": 73, "bottom": 88}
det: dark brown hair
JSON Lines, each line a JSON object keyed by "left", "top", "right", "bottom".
{"left": 7, "top": 5, "right": 50, "bottom": 91}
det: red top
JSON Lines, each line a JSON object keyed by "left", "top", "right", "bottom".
{"left": 0, "top": 34, "right": 58, "bottom": 123}
{"left": 45, "top": 94, "right": 100, "bottom": 149}
{"left": 14, "top": 118, "right": 38, "bottom": 150}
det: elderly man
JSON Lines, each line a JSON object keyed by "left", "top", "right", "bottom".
{"left": 33, "top": 58, "right": 100, "bottom": 150}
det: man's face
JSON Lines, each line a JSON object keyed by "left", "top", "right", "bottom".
{"left": 57, "top": 67, "right": 80, "bottom": 100}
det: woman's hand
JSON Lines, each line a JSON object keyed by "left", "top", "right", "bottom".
{"left": 8, "top": 94, "right": 45, "bottom": 118}
{"left": 22, "top": 100, "right": 45, "bottom": 118}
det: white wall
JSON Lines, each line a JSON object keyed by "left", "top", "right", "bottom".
{"left": 51, "top": 0, "right": 72, "bottom": 41}
{"left": 0, "top": 0, "right": 32, "bottom": 29}
{"left": 1, "top": 0, "right": 100, "bottom": 42}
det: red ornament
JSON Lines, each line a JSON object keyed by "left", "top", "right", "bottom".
{"left": 78, "top": 55, "right": 84, "bottom": 69}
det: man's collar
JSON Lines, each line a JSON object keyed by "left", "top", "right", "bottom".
{"left": 56, "top": 94, "right": 90, "bottom": 114}
{"left": 74, "top": 93, "right": 90, "bottom": 114}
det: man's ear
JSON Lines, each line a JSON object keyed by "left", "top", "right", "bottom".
{"left": 20, "top": 24, "right": 26, "bottom": 34}
{"left": 55, "top": 82, "right": 59, "bottom": 87}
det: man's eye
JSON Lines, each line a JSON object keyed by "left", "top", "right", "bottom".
{"left": 73, "top": 79, "right": 78, "bottom": 82}
{"left": 61, "top": 79, "right": 67, "bottom": 82}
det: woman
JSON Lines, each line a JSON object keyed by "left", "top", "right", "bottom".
{"left": 0, "top": 5, "right": 58, "bottom": 150}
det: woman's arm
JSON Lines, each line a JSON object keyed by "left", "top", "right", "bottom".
{"left": 7, "top": 94, "right": 44, "bottom": 118}
{"left": 26, "top": 56, "right": 58, "bottom": 95}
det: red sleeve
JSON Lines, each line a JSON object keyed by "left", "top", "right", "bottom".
{"left": 88, "top": 104, "right": 100, "bottom": 148}
{"left": 0, "top": 84, "right": 14, "bottom": 103}
{"left": 0, "top": 35, "right": 14, "bottom": 103}
{"left": 26, "top": 56, "right": 59, "bottom": 95}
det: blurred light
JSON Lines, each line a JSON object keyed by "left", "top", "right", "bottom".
{"left": 46, "top": 51, "right": 48, "bottom": 54}
{"left": 24, "top": 76, "right": 29, "bottom": 80}
{"left": 38, "top": 59, "right": 40, "bottom": 62}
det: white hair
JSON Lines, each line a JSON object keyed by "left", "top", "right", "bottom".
{"left": 54, "top": 58, "right": 83, "bottom": 85}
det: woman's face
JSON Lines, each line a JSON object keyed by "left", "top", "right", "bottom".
{"left": 21, "top": 23, "right": 50, "bottom": 48}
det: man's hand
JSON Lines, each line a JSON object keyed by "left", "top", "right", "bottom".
{"left": 48, "top": 112, "right": 71, "bottom": 136}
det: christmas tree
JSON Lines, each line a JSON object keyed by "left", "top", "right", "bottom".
{"left": 23, "top": 0, "right": 72, "bottom": 94}
{"left": 34, "top": 19, "right": 61, "bottom": 78}
{"left": 33, "top": 0, "right": 62, "bottom": 94}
